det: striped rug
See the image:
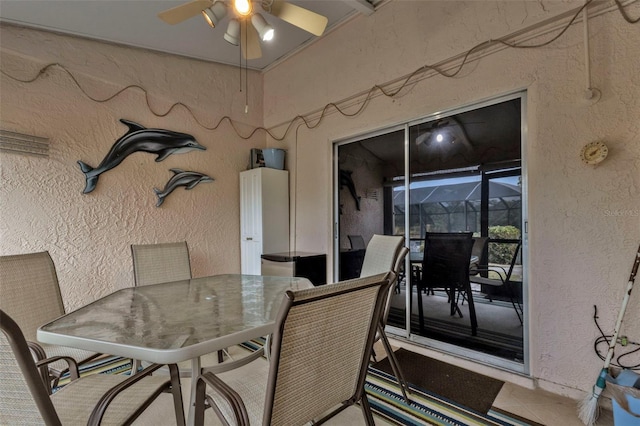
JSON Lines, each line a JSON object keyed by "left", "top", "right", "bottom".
{"left": 366, "top": 367, "right": 536, "bottom": 425}
{"left": 56, "top": 348, "right": 538, "bottom": 425}
{"left": 54, "top": 354, "right": 132, "bottom": 388}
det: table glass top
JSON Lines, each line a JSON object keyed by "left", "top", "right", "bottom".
{"left": 39, "top": 275, "right": 310, "bottom": 353}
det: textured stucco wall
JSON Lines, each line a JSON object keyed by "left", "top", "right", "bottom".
{"left": 263, "top": 1, "right": 640, "bottom": 397}
{"left": 0, "top": 25, "right": 265, "bottom": 310}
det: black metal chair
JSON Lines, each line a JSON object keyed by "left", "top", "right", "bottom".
{"left": 457, "top": 236, "right": 489, "bottom": 305}
{"left": 348, "top": 234, "right": 366, "bottom": 250}
{"left": 470, "top": 240, "right": 523, "bottom": 324}
{"left": 415, "top": 232, "right": 477, "bottom": 336}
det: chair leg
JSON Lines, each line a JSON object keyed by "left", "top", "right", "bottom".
{"left": 168, "top": 364, "right": 186, "bottom": 426}
{"left": 457, "top": 289, "right": 468, "bottom": 306}
{"left": 464, "top": 284, "right": 478, "bottom": 336}
{"left": 505, "top": 282, "right": 523, "bottom": 324}
{"left": 449, "top": 287, "right": 463, "bottom": 318}
{"left": 360, "top": 394, "right": 376, "bottom": 426}
{"left": 417, "top": 285, "right": 425, "bottom": 334}
{"left": 130, "top": 359, "right": 142, "bottom": 375}
{"left": 378, "top": 324, "right": 410, "bottom": 403}
{"left": 512, "top": 299, "right": 523, "bottom": 324}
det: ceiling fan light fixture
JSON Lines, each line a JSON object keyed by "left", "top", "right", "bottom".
{"left": 224, "top": 19, "right": 240, "bottom": 45}
{"left": 233, "top": 0, "right": 252, "bottom": 16}
{"left": 201, "top": 2, "right": 227, "bottom": 28}
{"left": 251, "top": 13, "right": 274, "bottom": 41}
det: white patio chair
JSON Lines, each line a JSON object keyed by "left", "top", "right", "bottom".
{"left": 359, "top": 234, "right": 411, "bottom": 402}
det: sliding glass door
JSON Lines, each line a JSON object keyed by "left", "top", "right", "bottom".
{"left": 334, "top": 92, "right": 527, "bottom": 371}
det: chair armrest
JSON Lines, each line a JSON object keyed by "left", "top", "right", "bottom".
{"left": 470, "top": 266, "right": 508, "bottom": 281}
{"left": 203, "top": 347, "right": 265, "bottom": 375}
{"left": 28, "top": 341, "right": 51, "bottom": 390}
{"left": 36, "top": 356, "right": 80, "bottom": 381}
{"left": 27, "top": 341, "right": 47, "bottom": 361}
{"left": 195, "top": 371, "right": 250, "bottom": 426}
{"left": 87, "top": 363, "right": 173, "bottom": 426}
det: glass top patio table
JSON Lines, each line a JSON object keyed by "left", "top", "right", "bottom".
{"left": 37, "top": 274, "right": 312, "bottom": 365}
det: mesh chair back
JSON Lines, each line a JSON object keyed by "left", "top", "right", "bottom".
{"left": 359, "top": 234, "right": 404, "bottom": 278}
{"left": 359, "top": 235, "right": 406, "bottom": 330}
{"left": 264, "top": 273, "right": 391, "bottom": 425}
{"left": 471, "top": 237, "right": 488, "bottom": 261}
{"left": 0, "top": 252, "right": 65, "bottom": 342}
{"left": 421, "top": 232, "right": 474, "bottom": 289}
{"left": 0, "top": 310, "right": 60, "bottom": 425}
{"left": 131, "top": 241, "right": 192, "bottom": 286}
{"left": 347, "top": 235, "right": 366, "bottom": 250}
{"left": 505, "top": 240, "right": 523, "bottom": 280}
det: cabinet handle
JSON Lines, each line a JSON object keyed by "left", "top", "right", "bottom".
{"left": 246, "top": 237, "right": 253, "bottom": 241}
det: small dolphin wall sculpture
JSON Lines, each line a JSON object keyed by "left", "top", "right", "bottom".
{"left": 154, "top": 169, "right": 214, "bottom": 207}
{"left": 339, "top": 169, "right": 361, "bottom": 211}
{"left": 78, "top": 119, "right": 205, "bottom": 194}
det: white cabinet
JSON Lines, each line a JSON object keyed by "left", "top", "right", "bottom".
{"left": 240, "top": 168, "right": 289, "bottom": 274}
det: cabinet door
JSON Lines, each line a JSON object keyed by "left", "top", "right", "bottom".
{"left": 240, "top": 170, "right": 262, "bottom": 242}
{"left": 241, "top": 240, "right": 263, "bottom": 275}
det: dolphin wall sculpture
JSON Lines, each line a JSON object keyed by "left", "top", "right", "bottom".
{"left": 154, "top": 168, "right": 214, "bottom": 207}
{"left": 77, "top": 119, "right": 205, "bottom": 194}
{"left": 339, "top": 169, "right": 361, "bottom": 211}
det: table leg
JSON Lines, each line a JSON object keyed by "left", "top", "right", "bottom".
{"left": 187, "top": 357, "right": 202, "bottom": 426}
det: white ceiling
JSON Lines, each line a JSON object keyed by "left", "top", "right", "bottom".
{"left": 0, "top": 0, "right": 377, "bottom": 71}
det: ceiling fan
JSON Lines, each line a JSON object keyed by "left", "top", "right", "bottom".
{"left": 415, "top": 120, "right": 452, "bottom": 146}
{"left": 415, "top": 118, "right": 474, "bottom": 150}
{"left": 158, "top": 0, "right": 329, "bottom": 60}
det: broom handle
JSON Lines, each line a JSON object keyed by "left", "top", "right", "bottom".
{"left": 602, "top": 243, "right": 640, "bottom": 369}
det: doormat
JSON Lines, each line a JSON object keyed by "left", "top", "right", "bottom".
{"left": 366, "top": 367, "right": 541, "bottom": 426}
{"left": 372, "top": 348, "right": 504, "bottom": 414}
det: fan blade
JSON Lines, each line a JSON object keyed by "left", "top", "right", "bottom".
{"left": 241, "top": 20, "right": 262, "bottom": 60}
{"left": 269, "top": 0, "right": 328, "bottom": 36}
{"left": 415, "top": 131, "right": 432, "bottom": 145}
{"left": 158, "top": 0, "right": 213, "bottom": 24}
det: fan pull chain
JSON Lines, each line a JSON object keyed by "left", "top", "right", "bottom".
{"left": 245, "top": 61, "right": 249, "bottom": 114}
{"left": 243, "top": 18, "right": 248, "bottom": 113}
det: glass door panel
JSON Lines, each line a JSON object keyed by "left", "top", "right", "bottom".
{"left": 482, "top": 170, "right": 524, "bottom": 330}
{"left": 334, "top": 128, "right": 405, "bottom": 288}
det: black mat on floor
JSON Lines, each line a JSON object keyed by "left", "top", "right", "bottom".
{"left": 372, "top": 348, "right": 504, "bottom": 414}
